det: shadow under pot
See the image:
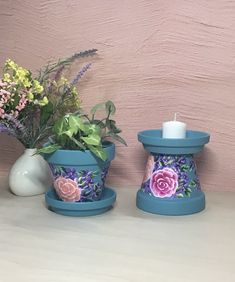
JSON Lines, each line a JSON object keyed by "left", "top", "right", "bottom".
{"left": 44, "top": 142, "right": 115, "bottom": 202}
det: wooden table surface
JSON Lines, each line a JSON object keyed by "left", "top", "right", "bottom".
{"left": 0, "top": 178, "right": 235, "bottom": 282}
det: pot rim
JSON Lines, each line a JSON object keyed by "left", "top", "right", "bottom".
{"left": 44, "top": 141, "right": 115, "bottom": 164}
{"left": 50, "top": 141, "right": 114, "bottom": 154}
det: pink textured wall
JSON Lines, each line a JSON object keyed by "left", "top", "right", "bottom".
{"left": 0, "top": 0, "right": 235, "bottom": 191}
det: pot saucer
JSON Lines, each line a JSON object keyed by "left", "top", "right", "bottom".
{"left": 45, "top": 187, "right": 116, "bottom": 217}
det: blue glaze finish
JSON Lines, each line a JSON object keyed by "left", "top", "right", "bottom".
{"left": 45, "top": 187, "right": 116, "bottom": 216}
{"left": 45, "top": 142, "right": 115, "bottom": 166}
{"left": 44, "top": 142, "right": 115, "bottom": 202}
{"left": 138, "top": 130, "right": 210, "bottom": 155}
{"left": 137, "top": 129, "right": 210, "bottom": 215}
{"left": 136, "top": 189, "right": 205, "bottom": 216}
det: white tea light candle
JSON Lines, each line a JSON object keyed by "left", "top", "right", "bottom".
{"left": 162, "top": 113, "right": 186, "bottom": 139}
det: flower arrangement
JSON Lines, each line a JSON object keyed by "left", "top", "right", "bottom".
{"left": 0, "top": 59, "right": 49, "bottom": 146}
{"left": 0, "top": 50, "right": 126, "bottom": 160}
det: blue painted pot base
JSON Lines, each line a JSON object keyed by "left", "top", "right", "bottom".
{"left": 45, "top": 187, "right": 116, "bottom": 217}
{"left": 136, "top": 190, "right": 205, "bottom": 216}
{"left": 137, "top": 129, "right": 209, "bottom": 216}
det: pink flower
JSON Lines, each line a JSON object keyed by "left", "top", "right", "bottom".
{"left": 0, "top": 108, "right": 5, "bottom": 118}
{"left": 0, "top": 80, "right": 8, "bottom": 87}
{"left": 54, "top": 176, "right": 81, "bottom": 202}
{"left": 150, "top": 168, "right": 178, "bottom": 198}
{"left": 142, "top": 155, "right": 155, "bottom": 182}
{"left": 10, "top": 110, "right": 19, "bottom": 118}
{"left": 0, "top": 89, "right": 11, "bottom": 105}
{"left": 16, "top": 94, "right": 28, "bottom": 111}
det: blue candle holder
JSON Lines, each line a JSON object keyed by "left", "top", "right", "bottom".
{"left": 137, "top": 130, "right": 210, "bottom": 215}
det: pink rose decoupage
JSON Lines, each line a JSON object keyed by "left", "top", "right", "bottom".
{"left": 141, "top": 155, "right": 201, "bottom": 198}
{"left": 54, "top": 177, "right": 81, "bottom": 202}
{"left": 150, "top": 168, "right": 178, "bottom": 198}
{"left": 142, "top": 155, "right": 155, "bottom": 183}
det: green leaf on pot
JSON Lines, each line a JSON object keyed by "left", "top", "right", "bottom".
{"left": 63, "top": 129, "right": 73, "bottom": 138}
{"left": 90, "top": 102, "right": 106, "bottom": 114}
{"left": 53, "top": 117, "right": 68, "bottom": 136}
{"left": 105, "top": 100, "right": 116, "bottom": 115}
{"left": 40, "top": 101, "right": 53, "bottom": 127}
{"left": 92, "top": 119, "right": 106, "bottom": 128}
{"left": 84, "top": 123, "right": 101, "bottom": 135}
{"left": 81, "top": 134, "right": 101, "bottom": 146}
{"left": 105, "top": 132, "right": 127, "bottom": 146}
{"left": 36, "top": 144, "right": 61, "bottom": 155}
{"left": 69, "top": 136, "right": 86, "bottom": 150}
{"left": 112, "top": 134, "right": 127, "bottom": 146}
{"left": 69, "top": 115, "right": 85, "bottom": 133}
{"left": 106, "top": 120, "right": 121, "bottom": 134}
{"left": 88, "top": 145, "right": 107, "bottom": 161}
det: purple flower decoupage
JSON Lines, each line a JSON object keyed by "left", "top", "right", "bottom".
{"left": 141, "top": 154, "right": 201, "bottom": 198}
{"left": 49, "top": 164, "right": 108, "bottom": 202}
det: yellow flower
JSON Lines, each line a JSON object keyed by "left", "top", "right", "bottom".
{"left": 13, "top": 67, "right": 31, "bottom": 88}
{"left": 74, "top": 97, "right": 81, "bottom": 108}
{"left": 27, "top": 92, "right": 34, "bottom": 101}
{"left": 3, "top": 73, "right": 11, "bottom": 83}
{"left": 71, "top": 86, "right": 78, "bottom": 96}
{"left": 16, "top": 67, "right": 29, "bottom": 77}
{"left": 4, "top": 59, "right": 33, "bottom": 89}
{"left": 32, "top": 80, "right": 44, "bottom": 93}
{"left": 58, "top": 77, "right": 68, "bottom": 87}
{"left": 71, "top": 87, "right": 80, "bottom": 108}
{"left": 5, "top": 59, "right": 18, "bottom": 70}
{"left": 38, "top": 96, "right": 48, "bottom": 106}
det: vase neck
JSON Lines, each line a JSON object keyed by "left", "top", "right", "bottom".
{"left": 24, "top": 148, "right": 37, "bottom": 156}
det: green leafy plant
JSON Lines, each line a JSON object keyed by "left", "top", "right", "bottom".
{"left": 37, "top": 100, "right": 127, "bottom": 161}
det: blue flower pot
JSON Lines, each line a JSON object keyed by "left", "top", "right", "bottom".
{"left": 137, "top": 130, "right": 210, "bottom": 215}
{"left": 44, "top": 142, "right": 115, "bottom": 202}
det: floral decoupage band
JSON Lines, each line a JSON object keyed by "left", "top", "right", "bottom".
{"left": 141, "top": 154, "right": 201, "bottom": 199}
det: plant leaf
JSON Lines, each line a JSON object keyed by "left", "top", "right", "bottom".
{"left": 62, "top": 129, "right": 74, "bottom": 138}
{"left": 84, "top": 123, "right": 101, "bottom": 135}
{"left": 53, "top": 117, "right": 68, "bottom": 136}
{"left": 90, "top": 102, "right": 106, "bottom": 114}
{"left": 92, "top": 119, "right": 106, "bottom": 129}
{"left": 36, "top": 144, "right": 61, "bottom": 155}
{"left": 40, "top": 101, "right": 54, "bottom": 127}
{"left": 105, "top": 133, "right": 127, "bottom": 146}
{"left": 69, "top": 136, "right": 86, "bottom": 150}
{"left": 88, "top": 145, "right": 107, "bottom": 161}
{"left": 81, "top": 134, "right": 101, "bottom": 146}
{"left": 105, "top": 100, "right": 116, "bottom": 115}
{"left": 69, "top": 115, "right": 85, "bottom": 133}
{"left": 106, "top": 120, "right": 121, "bottom": 134}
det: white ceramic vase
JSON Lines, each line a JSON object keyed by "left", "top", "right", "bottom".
{"left": 9, "top": 148, "right": 53, "bottom": 196}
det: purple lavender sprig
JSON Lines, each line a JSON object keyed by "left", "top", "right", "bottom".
{"left": 0, "top": 123, "right": 16, "bottom": 136}
{"left": 69, "top": 49, "right": 97, "bottom": 61}
{"left": 54, "top": 49, "right": 97, "bottom": 81}
{"left": 71, "top": 63, "right": 92, "bottom": 86}
{"left": 4, "top": 114, "right": 27, "bottom": 135}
